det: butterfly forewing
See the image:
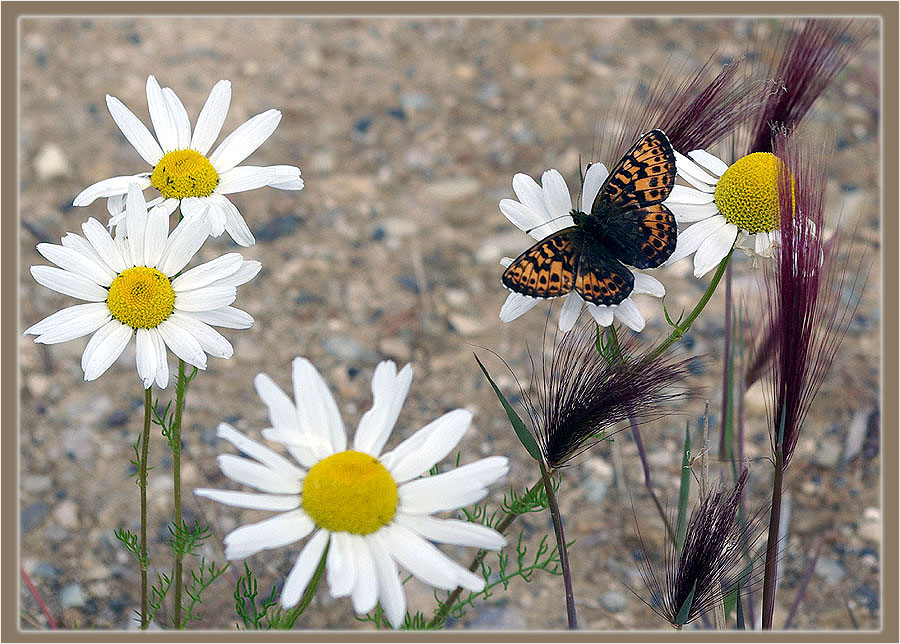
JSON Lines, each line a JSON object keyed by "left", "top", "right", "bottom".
{"left": 574, "top": 238, "right": 635, "bottom": 306}
{"left": 592, "top": 129, "right": 676, "bottom": 213}
{"left": 601, "top": 203, "right": 678, "bottom": 269}
{"left": 502, "top": 228, "right": 582, "bottom": 299}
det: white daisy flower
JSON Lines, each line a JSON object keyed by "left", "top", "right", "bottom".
{"left": 498, "top": 164, "right": 667, "bottom": 333}
{"left": 195, "top": 357, "right": 508, "bottom": 628}
{"left": 25, "top": 184, "right": 260, "bottom": 388}
{"left": 73, "top": 75, "right": 303, "bottom": 246}
{"left": 665, "top": 150, "right": 788, "bottom": 278}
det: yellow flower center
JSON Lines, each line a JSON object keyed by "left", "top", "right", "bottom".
{"left": 301, "top": 450, "right": 398, "bottom": 535}
{"left": 714, "top": 152, "right": 787, "bottom": 234}
{"left": 150, "top": 149, "right": 219, "bottom": 199}
{"left": 107, "top": 267, "right": 175, "bottom": 329}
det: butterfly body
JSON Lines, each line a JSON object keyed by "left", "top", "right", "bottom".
{"left": 502, "top": 130, "right": 677, "bottom": 306}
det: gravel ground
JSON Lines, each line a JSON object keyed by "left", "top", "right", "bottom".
{"left": 17, "top": 16, "right": 881, "bottom": 632}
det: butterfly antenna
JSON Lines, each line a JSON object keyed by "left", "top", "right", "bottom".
{"left": 525, "top": 214, "right": 574, "bottom": 236}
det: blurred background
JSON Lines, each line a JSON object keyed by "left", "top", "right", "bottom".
{"left": 18, "top": 16, "right": 880, "bottom": 631}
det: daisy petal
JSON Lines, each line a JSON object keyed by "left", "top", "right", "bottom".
{"left": 541, "top": 169, "right": 573, "bottom": 220}
{"left": 368, "top": 533, "right": 406, "bottom": 628}
{"left": 124, "top": 183, "right": 149, "bottom": 265}
{"left": 106, "top": 95, "right": 164, "bottom": 166}
{"left": 292, "top": 357, "right": 346, "bottom": 454}
{"left": 73, "top": 175, "right": 151, "bottom": 207}
{"left": 194, "top": 489, "right": 300, "bottom": 511}
{"left": 499, "top": 291, "right": 539, "bottom": 322}
{"left": 135, "top": 328, "right": 158, "bottom": 389}
{"left": 217, "top": 454, "right": 301, "bottom": 494}
{"left": 143, "top": 203, "right": 171, "bottom": 268}
{"left": 381, "top": 524, "right": 470, "bottom": 590}
{"left": 349, "top": 535, "right": 378, "bottom": 614}
{"left": 223, "top": 509, "right": 314, "bottom": 560}
{"left": 674, "top": 150, "right": 718, "bottom": 189}
{"left": 665, "top": 215, "right": 729, "bottom": 266}
{"left": 148, "top": 328, "right": 169, "bottom": 389}
{"left": 175, "top": 285, "right": 236, "bottom": 312}
{"left": 36, "top": 243, "right": 116, "bottom": 286}
{"left": 395, "top": 514, "right": 506, "bottom": 550}
{"left": 162, "top": 87, "right": 191, "bottom": 149}
{"left": 499, "top": 198, "right": 545, "bottom": 236}
{"left": 353, "top": 361, "right": 413, "bottom": 458}
{"left": 511, "top": 173, "right": 550, "bottom": 221}
{"left": 581, "top": 162, "right": 608, "bottom": 209}
{"left": 254, "top": 373, "right": 301, "bottom": 437}
{"left": 613, "top": 298, "right": 645, "bottom": 332}
{"left": 156, "top": 318, "right": 207, "bottom": 369}
{"left": 381, "top": 409, "right": 472, "bottom": 482}
{"left": 157, "top": 214, "right": 210, "bottom": 276}
{"left": 30, "top": 266, "right": 109, "bottom": 302}
{"left": 191, "top": 80, "right": 232, "bottom": 155}
{"left": 632, "top": 273, "right": 665, "bottom": 297}
{"left": 688, "top": 149, "right": 729, "bottom": 176}
{"left": 398, "top": 456, "right": 509, "bottom": 514}
{"left": 267, "top": 165, "right": 304, "bottom": 190}
{"left": 693, "top": 221, "right": 738, "bottom": 278}
{"left": 586, "top": 303, "right": 615, "bottom": 327}
{"left": 216, "top": 195, "right": 256, "bottom": 247}
{"left": 216, "top": 259, "right": 262, "bottom": 287}
{"left": 81, "top": 320, "right": 132, "bottom": 381}
{"left": 146, "top": 76, "right": 177, "bottom": 152}
{"left": 165, "top": 312, "right": 232, "bottom": 359}
{"left": 558, "top": 291, "right": 583, "bottom": 332}
{"left": 209, "top": 109, "right": 282, "bottom": 173}
{"left": 667, "top": 184, "right": 715, "bottom": 205}
{"left": 326, "top": 532, "right": 357, "bottom": 598}
{"left": 281, "top": 529, "right": 329, "bottom": 608}
{"left": 215, "top": 166, "right": 278, "bottom": 195}
{"left": 216, "top": 424, "right": 305, "bottom": 477}
{"left": 187, "top": 306, "right": 254, "bottom": 329}
{"left": 25, "top": 303, "right": 111, "bottom": 344}
{"left": 171, "top": 254, "right": 244, "bottom": 291}
{"left": 668, "top": 201, "right": 720, "bottom": 224}
{"left": 82, "top": 218, "right": 128, "bottom": 273}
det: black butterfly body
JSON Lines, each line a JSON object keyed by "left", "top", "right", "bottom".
{"left": 501, "top": 129, "right": 677, "bottom": 306}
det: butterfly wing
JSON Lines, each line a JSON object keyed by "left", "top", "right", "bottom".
{"left": 502, "top": 228, "right": 582, "bottom": 299}
{"left": 591, "top": 129, "right": 676, "bottom": 212}
{"left": 574, "top": 237, "right": 635, "bottom": 306}
{"left": 599, "top": 203, "right": 678, "bottom": 269}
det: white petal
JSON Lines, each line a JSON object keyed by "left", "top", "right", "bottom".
{"left": 106, "top": 94, "right": 163, "bottom": 166}
{"left": 216, "top": 424, "right": 305, "bottom": 477}
{"left": 292, "top": 357, "right": 346, "bottom": 454}
{"left": 191, "top": 80, "right": 232, "bottom": 155}
{"left": 281, "top": 529, "right": 329, "bottom": 608}
{"left": 632, "top": 273, "right": 665, "bottom": 297}
{"left": 499, "top": 198, "right": 545, "bottom": 236}
{"left": 381, "top": 409, "right": 472, "bottom": 482}
{"left": 216, "top": 259, "right": 261, "bottom": 287}
{"left": 558, "top": 291, "right": 583, "bottom": 332}
{"left": 381, "top": 524, "right": 472, "bottom": 590}
{"left": 25, "top": 303, "right": 111, "bottom": 344}
{"left": 106, "top": 192, "right": 128, "bottom": 219}
{"left": 215, "top": 166, "right": 278, "bottom": 195}
{"left": 349, "top": 536, "right": 378, "bottom": 614}
{"left": 217, "top": 454, "right": 301, "bottom": 494}
{"left": 398, "top": 456, "right": 508, "bottom": 514}
{"left": 164, "top": 312, "right": 233, "bottom": 359}
{"left": 155, "top": 318, "right": 207, "bottom": 369}
{"left": 223, "top": 509, "right": 314, "bottom": 560}
{"left": 30, "top": 265, "right": 109, "bottom": 302}
{"left": 581, "top": 162, "right": 608, "bottom": 209}
{"left": 143, "top": 203, "right": 171, "bottom": 268}
{"left": 124, "top": 183, "right": 149, "bottom": 265}
{"left": 81, "top": 320, "right": 132, "bottom": 381}
{"left": 148, "top": 328, "right": 169, "bottom": 389}
{"left": 266, "top": 165, "right": 304, "bottom": 190}
{"left": 146, "top": 76, "right": 177, "bottom": 152}
{"left": 665, "top": 215, "right": 729, "bottom": 266}
{"left": 73, "top": 175, "right": 151, "bottom": 207}
{"left": 135, "top": 328, "right": 158, "bottom": 389}
{"left": 171, "top": 253, "right": 243, "bottom": 291}
{"left": 162, "top": 86, "right": 191, "bottom": 149}
{"left": 175, "top": 285, "right": 236, "bottom": 312}
{"left": 613, "top": 298, "right": 645, "bottom": 332}
{"left": 209, "top": 109, "right": 282, "bottom": 173}
{"left": 187, "top": 306, "right": 253, "bottom": 329}
{"left": 587, "top": 303, "right": 614, "bottom": 327}
{"left": 60, "top": 232, "right": 109, "bottom": 270}
{"left": 755, "top": 231, "right": 775, "bottom": 256}
{"left": 82, "top": 218, "right": 127, "bottom": 273}
{"left": 36, "top": 243, "right": 116, "bottom": 286}
{"left": 215, "top": 195, "right": 256, "bottom": 247}
{"left": 499, "top": 291, "right": 539, "bottom": 322}
{"left": 326, "top": 532, "right": 357, "bottom": 598}
{"left": 395, "top": 514, "right": 506, "bottom": 550}
{"left": 667, "top": 184, "right": 715, "bottom": 205}
{"left": 668, "top": 201, "right": 720, "bottom": 224}
{"left": 353, "top": 361, "right": 413, "bottom": 457}
{"left": 541, "top": 169, "right": 573, "bottom": 219}
{"left": 367, "top": 533, "right": 406, "bottom": 628}
{"left": 254, "top": 373, "right": 301, "bottom": 437}
{"left": 157, "top": 215, "right": 210, "bottom": 276}
{"left": 194, "top": 488, "right": 300, "bottom": 511}
{"left": 674, "top": 150, "right": 718, "bottom": 189}
{"left": 511, "top": 173, "right": 550, "bottom": 223}
{"left": 694, "top": 222, "right": 738, "bottom": 278}
{"left": 688, "top": 149, "right": 729, "bottom": 177}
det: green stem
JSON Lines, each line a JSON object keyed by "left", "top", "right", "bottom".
{"left": 645, "top": 248, "right": 735, "bottom": 365}
{"left": 172, "top": 360, "right": 188, "bottom": 628}
{"left": 539, "top": 461, "right": 577, "bottom": 629}
{"left": 278, "top": 543, "right": 330, "bottom": 629}
{"left": 139, "top": 386, "right": 152, "bottom": 630}
{"left": 428, "top": 476, "right": 546, "bottom": 628}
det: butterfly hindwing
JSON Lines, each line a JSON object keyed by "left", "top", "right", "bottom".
{"left": 599, "top": 203, "right": 678, "bottom": 269}
{"left": 502, "top": 228, "right": 582, "bottom": 299}
{"left": 574, "top": 237, "right": 635, "bottom": 306}
{"left": 592, "top": 129, "right": 676, "bottom": 212}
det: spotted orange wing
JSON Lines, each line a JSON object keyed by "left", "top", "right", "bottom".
{"left": 592, "top": 129, "right": 676, "bottom": 213}
{"left": 574, "top": 237, "right": 635, "bottom": 306}
{"left": 601, "top": 203, "right": 678, "bottom": 269}
{"left": 501, "top": 228, "right": 582, "bottom": 299}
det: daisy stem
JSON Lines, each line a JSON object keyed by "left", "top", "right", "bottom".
{"left": 172, "top": 359, "right": 188, "bottom": 629}
{"left": 644, "top": 248, "right": 735, "bottom": 365}
{"left": 278, "top": 543, "right": 330, "bottom": 629}
{"left": 539, "top": 460, "right": 578, "bottom": 629}
{"left": 139, "top": 385, "right": 152, "bottom": 630}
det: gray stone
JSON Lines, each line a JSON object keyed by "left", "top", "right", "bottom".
{"left": 468, "top": 606, "right": 527, "bottom": 629}
{"left": 400, "top": 91, "right": 432, "bottom": 112}
{"left": 32, "top": 561, "right": 59, "bottom": 579}
{"left": 21, "top": 502, "right": 49, "bottom": 532}
{"left": 599, "top": 590, "right": 628, "bottom": 613}
{"left": 22, "top": 474, "right": 53, "bottom": 494}
{"left": 425, "top": 177, "right": 481, "bottom": 201}
{"left": 323, "top": 334, "right": 380, "bottom": 364}
{"left": 60, "top": 583, "right": 86, "bottom": 609}
{"left": 34, "top": 143, "right": 71, "bottom": 181}
{"left": 812, "top": 441, "right": 842, "bottom": 469}
{"left": 814, "top": 556, "right": 846, "bottom": 586}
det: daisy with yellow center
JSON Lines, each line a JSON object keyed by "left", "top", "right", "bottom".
{"left": 195, "top": 357, "right": 508, "bottom": 628}
{"left": 25, "top": 184, "right": 261, "bottom": 387}
{"left": 665, "top": 149, "right": 788, "bottom": 277}
{"left": 73, "top": 75, "right": 303, "bottom": 246}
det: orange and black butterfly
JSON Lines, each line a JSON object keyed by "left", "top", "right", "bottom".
{"left": 502, "top": 129, "right": 677, "bottom": 306}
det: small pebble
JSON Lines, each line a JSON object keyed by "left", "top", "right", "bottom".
{"left": 468, "top": 606, "right": 527, "bottom": 629}
{"left": 60, "top": 583, "right": 86, "bottom": 609}
{"left": 34, "top": 143, "right": 71, "bottom": 181}
{"left": 814, "top": 556, "right": 846, "bottom": 586}
{"left": 599, "top": 590, "right": 628, "bottom": 613}
{"left": 425, "top": 177, "right": 481, "bottom": 201}
{"left": 52, "top": 500, "right": 79, "bottom": 530}
{"left": 21, "top": 502, "right": 49, "bottom": 533}
{"left": 812, "top": 441, "right": 842, "bottom": 469}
